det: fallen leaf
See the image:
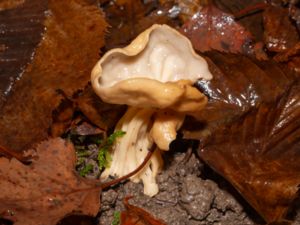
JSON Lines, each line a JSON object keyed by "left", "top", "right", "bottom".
{"left": 0, "top": 0, "right": 47, "bottom": 107}
{"left": 274, "top": 42, "right": 300, "bottom": 73}
{"left": 101, "top": 0, "right": 177, "bottom": 50}
{"left": 182, "top": 52, "right": 298, "bottom": 223}
{"left": 287, "top": 56, "right": 300, "bottom": 73}
{"left": 75, "top": 85, "right": 126, "bottom": 131}
{"left": 263, "top": 5, "right": 299, "bottom": 52}
{"left": 198, "top": 81, "right": 300, "bottom": 223}
{"left": 50, "top": 98, "right": 75, "bottom": 137}
{"left": 72, "top": 122, "right": 103, "bottom": 136}
{"left": 180, "top": 4, "right": 254, "bottom": 54}
{"left": 0, "top": 0, "right": 107, "bottom": 153}
{"left": 184, "top": 52, "right": 296, "bottom": 140}
{"left": 289, "top": 1, "right": 300, "bottom": 31}
{"left": 0, "top": 145, "right": 28, "bottom": 162}
{"left": 0, "top": 138, "right": 101, "bottom": 225}
{"left": 120, "top": 197, "right": 167, "bottom": 225}
{"left": 0, "top": 0, "right": 25, "bottom": 11}
{"left": 213, "top": 0, "right": 265, "bottom": 42}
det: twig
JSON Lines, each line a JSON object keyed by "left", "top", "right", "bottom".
{"left": 234, "top": 3, "right": 268, "bottom": 19}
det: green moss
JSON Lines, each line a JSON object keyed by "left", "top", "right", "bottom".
{"left": 111, "top": 211, "right": 121, "bottom": 225}
{"left": 98, "top": 130, "right": 126, "bottom": 170}
{"left": 79, "top": 164, "right": 93, "bottom": 177}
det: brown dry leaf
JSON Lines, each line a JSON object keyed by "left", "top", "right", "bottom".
{"left": 75, "top": 85, "right": 126, "bottom": 131}
{"left": 197, "top": 81, "right": 300, "bottom": 223}
{"left": 263, "top": 5, "right": 299, "bottom": 53}
{"left": 50, "top": 99, "right": 75, "bottom": 137}
{"left": 73, "top": 122, "right": 103, "bottom": 136}
{"left": 287, "top": 56, "right": 300, "bottom": 73}
{"left": 102, "top": 0, "right": 177, "bottom": 50}
{"left": 289, "top": 1, "right": 300, "bottom": 31}
{"left": 0, "top": 0, "right": 107, "bottom": 153}
{"left": 180, "top": 4, "right": 253, "bottom": 54}
{"left": 0, "top": 138, "right": 101, "bottom": 225}
{"left": 0, "top": 0, "right": 25, "bottom": 11}
{"left": 120, "top": 197, "right": 167, "bottom": 225}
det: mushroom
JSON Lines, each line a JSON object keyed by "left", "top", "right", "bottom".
{"left": 91, "top": 24, "right": 212, "bottom": 196}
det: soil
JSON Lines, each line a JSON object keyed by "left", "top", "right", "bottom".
{"left": 97, "top": 150, "right": 300, "bottom": 225}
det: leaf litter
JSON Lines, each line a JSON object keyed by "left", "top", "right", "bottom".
{"left": 0, "top": 0, "right": 300, "bottom": 224}
{"left": 0, "top": 138, "right": 101, "bottom": 225}
{"left": 180, "top": 3, "right": 254, "bottom": 54}
{"left": 0, "top": 0, "right": 107, "bottom": 154}
{"left": 198, "top": 81, "right": 300, "bottom": 223}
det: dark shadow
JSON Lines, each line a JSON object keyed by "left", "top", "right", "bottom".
{"left": 286, "top": 194, "right": 300, "bottom": 222}
{"left": 0, "top": 219, "right": 13, "bottom": 225}
{"left": 57, "top": 215, "right": 96, "bottom": 225}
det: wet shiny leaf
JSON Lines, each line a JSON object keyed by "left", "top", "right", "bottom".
{"left": 263, "top": 5, "right": 299, "bottom": 52}
{"left": 180, "top": 4, "right": 253, "bottom": 53}
{"left": 183, "top": 52, "right": 299, "bottom": 223}
{"left": 198, "top": 81, "right": 300, "bottom": 223}
{"left": 101, "top": 0, "right": 177, "bottom": 50}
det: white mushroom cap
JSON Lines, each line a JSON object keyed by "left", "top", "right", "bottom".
{"left": 91, "top": 24, "right": 212, "bottom": 113}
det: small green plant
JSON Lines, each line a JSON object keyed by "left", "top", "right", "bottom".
{"left": 79, "top": 164, "right": 93, "bottom": 177}
{"left": 111, "top": 211, "right": 121, "bottom": 225}
{"left": 66, "top": 129, "right": 125, "bottom": 176}
{"left": 98, "top": 130, "right": 126, "bottom": 170}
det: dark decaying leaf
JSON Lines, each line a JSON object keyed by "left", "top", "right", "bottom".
{"left": 180, "top": 4, "right": 254, "bottom": 54}
{"left": 0, "top": 0, "right": 47, "bottom": 107}
{"left": 72, "top": 122, "right": 103, "bottom": 136}
{"left": 275, "top": 42, "right": 300, "bottom": 62}
{"left": 0, "top": 0, "right": 25, "bottom": 10}
{"left": 182, "top": 52, "right": 299, "bottom": 223}
{"left": 289, "top": 1, "right": 300, "bottom": 31}
{"left": 0, "top": 0, "right": 107, "bottom": 153}
{"left": 263, "top": 5, "right": 299, "bottom": 52}
{"left": 101, "top": 0, "right": 177, "bottom": 50}
{"left": 75, "top": 85, "right": 126, "bottom": 131}
{"left": 0, "top": 138, "right": 101, "bottom": 225}
{"left": 214, "top": 0, "right": 265, "bottom": 42}
{"left": 274, "top": 41, "right": 300, "bottom": 73}
{"left": 50, "top": 99, "right": 75, "bottom": 137}
{"left": 197, "top": 81, "right": 300, "bottom": 223}
{"left": 184, "top": 52, "right": 296, "bottom": 140}
{"left": 120, "top": 197, "right": 167, "bottom": 225}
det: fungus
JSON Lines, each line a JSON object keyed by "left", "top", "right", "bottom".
{"left": 91, "top": 24, "right": 212, "bottom": 196}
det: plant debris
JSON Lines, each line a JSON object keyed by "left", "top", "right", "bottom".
{"left": 0, "top": 0, "right": 107, "bottom": 153}
{"left": 263, "top": 5, "right": 299, "bottom": 52}
{"left": 68, "top": 129, "right": 126, "bottom": 178}
{"left": 0, "top": 0, "right": 47, "bottom": 107}
{"left": 120, "top": 196, "right": 167, "bottom": 225}
{"left": 198, "top": 81, "right": 300, "bottom": 223}
{"left": 75, "top": 85, "right": 126, "bottom": 131}
{"left": 0, "top": 138, "right": 101, "bottom": 225}
{"left": 180, "top": 3, "right": 254, "bottom": 54}
{"left": 184, "top": 51, "right": 299, "bottom": 223}
{"left": 100, "top": 0, "right": 178, "bottom": 50}
{"left": 0, "top": 0, "right": 300, "bottom": 224}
